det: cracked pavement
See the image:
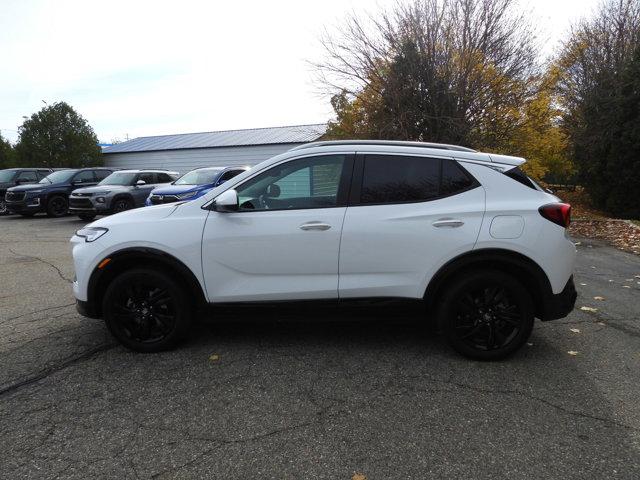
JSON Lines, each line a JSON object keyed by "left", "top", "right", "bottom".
{"left": 1, "top": 214, "right": 640, "bottom": 479}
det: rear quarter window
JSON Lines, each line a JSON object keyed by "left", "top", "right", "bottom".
{"left": 503, "top": 167, "right": 539, "bottom": 190}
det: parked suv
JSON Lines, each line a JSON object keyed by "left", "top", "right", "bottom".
{"left": 69, "top": 169, "right": 179, "bottom": 221}
{"left": 6, "top": 168, "right": 115, "bottom": 217}
{"left": 71, "top": 141, "right": 577, "bottom": 359}
{"left": 0, "top": 168, "right": 53, "bottom": 215}
{"left": 146, "top": 166, "right": 248, "bottom": 206}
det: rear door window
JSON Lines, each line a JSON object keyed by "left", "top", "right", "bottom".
{"left": 359, "top": 155, "right": 477, "bottom": 205}
{"left": 361, "top": 155, "right": 440, "bottom": 204}
{"left": 74, "top": 170, "right": 96, "bottom": 184}
{"left": 156, "top": 172, "right": 173, "bottom": 183}
{"left": 95, "top": 170, "right": 111, "bottom": 181}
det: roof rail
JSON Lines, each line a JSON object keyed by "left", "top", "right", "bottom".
{"left": 290, "top": 140, "right": 476, "bottom": 153}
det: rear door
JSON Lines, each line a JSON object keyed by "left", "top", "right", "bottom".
{"left": 338, "top": 154, "right": 485, "bottom": 299}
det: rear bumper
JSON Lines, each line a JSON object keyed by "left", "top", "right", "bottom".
{"left": 540, "top": 275, "right": 577, "bottom": 321}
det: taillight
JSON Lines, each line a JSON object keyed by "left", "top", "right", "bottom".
{"left": 539, "top": 203, "right": 571, "bottom": 228}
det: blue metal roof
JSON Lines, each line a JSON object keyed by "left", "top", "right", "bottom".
{"left": 102, "top": 124, "right": 327, "bottom": 154}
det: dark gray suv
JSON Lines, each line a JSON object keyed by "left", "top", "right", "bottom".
{"left": 69, "top": 169, "right": 179, "bottom": 220}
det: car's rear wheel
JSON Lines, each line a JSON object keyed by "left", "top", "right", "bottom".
{"left": 0, "top": 199, "right": 8, "bottom": 215}
{"left": 438, "top": 270, "right": 534, "bottom": 360}
{"left": 78, "top": 213, "right": 96, "bottom": 221}
{"left": 47, "top": 195, "right": 68, "bottom": 217}
{"left": 112, "top": 198, "right": 133, "bottom": 214}
{"left": 103, "top": 269, "right": 192, "bottom": 352}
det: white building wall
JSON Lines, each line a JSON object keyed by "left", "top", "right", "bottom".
{"left": 102, "top": 143, "right": 301, "bottom": 174}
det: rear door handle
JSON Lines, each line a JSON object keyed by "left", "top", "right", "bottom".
{"left": 299, "top": 222, "right": 331, "bottom": 231}
{"left": 432, "top": 218, "right": 465, "bottom": 228}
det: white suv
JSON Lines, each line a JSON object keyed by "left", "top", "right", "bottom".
{"left": 71, "top": 141, "right": 577, "bottom": 359}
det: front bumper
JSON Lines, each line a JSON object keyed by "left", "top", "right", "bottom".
{"left": 540, "top": 275, "right": 577, "bottom": 321}
{"left": 76, "top": 299, "right": 100, "bottom": 319}
{"left": 6, "top": 197, "right": 43, "bottom": 213}
{"left": 69, "top": 196, "right": 110, "bottom": 215}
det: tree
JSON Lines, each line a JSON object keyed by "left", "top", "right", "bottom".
{"left": 317, "top": 0, "right": 539, "bottom": 152}
{"left": 557, "top": 0, "right": 640, "bottom": 216}
{"left": 15, "top": 101, "right": 102, "bottom": 168}
{"left": 0, "top": 133, "right": 16, "bottom": 169}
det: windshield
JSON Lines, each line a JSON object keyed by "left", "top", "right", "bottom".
{"left": 39, "top": 170, "right": 75, "bottom": 184}
{"left": 174, "top": 169, "right": 223, "bottom": 185}
{"left": 99, "top": 172, "right": 137, "bottom": 186}
{"left": 0, "top": 170, "right": 16, "bottom": 183}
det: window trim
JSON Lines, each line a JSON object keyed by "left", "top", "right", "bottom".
{"left": 348, "top": 153, "right": 480, "bottom": 207}
{"left": 225, "top": 153, "right": 355, "bottom": 213}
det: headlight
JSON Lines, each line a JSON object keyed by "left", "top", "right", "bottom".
{"left": 177, "top": 191, "right": 198, "bottom": 200}
{"left": 75, "top": 227, "right": 108, "bottom": 242}
{"left": 91, "top": 191, "right": 111, "bottom": 196}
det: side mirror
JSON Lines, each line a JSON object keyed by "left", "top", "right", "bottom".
{"left": 136, "top": 180, "right": 146, "bottom": 186}
{"left": 213, "top": 189, "right": 239, "bottom": 212}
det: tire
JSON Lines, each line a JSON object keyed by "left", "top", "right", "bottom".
{"left": 112, "top": 197, "right": 133, "bottom": 214}
{"left": 0, "top": 199, "right": 8, "bottom": 216}
{"left": 46, "top": 195, "right": 68, "bottom": 217}
{"left": 78, "top": 213, "right": 96, "bottom": 221}
{"left": 102, "top": 268, "right": 193, "bottom": 352}
{"left": 438, "top": 270, "right": 534, "bottom": 360}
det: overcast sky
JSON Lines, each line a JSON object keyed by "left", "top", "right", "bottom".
{"left": 0, "top": 0, "right": 602, "bottom": 144}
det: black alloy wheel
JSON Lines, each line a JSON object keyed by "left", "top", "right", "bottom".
{"left": 112, "top": 198, "right": 133, "bottom": 214}
{"left": 103, "top": 269, "right": 192, "bottom": 352}
{"left": 47, "top": 196, "right": 68, "bottom": 217}
{"left": 0, "top": 199, "right": 8, "bottom": 215}
{"left": 439, "top": 270, "right": 534, "bottom": 360}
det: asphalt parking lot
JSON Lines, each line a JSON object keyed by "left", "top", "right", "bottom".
{"left": 1, "top": 214, "right": 639, "bottom": 479}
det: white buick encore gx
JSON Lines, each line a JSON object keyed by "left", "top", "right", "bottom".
{"left": 71, "top": 140, "right": 577, "bottom": 360}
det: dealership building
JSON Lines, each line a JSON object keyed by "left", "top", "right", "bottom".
{"left": 102, "top": 123, "right": 327, "bottom": 173}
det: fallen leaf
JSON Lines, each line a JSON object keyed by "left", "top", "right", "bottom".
{"left": 526, "top": 342, "right": 534, "bottom": 347}
{"left": 352, "top": 474, "right": 367, "bottom": 480}
{"left": 574, "top": 242, "right": 581, "bottom": 246}
{"left": 591, "top": 266, "right": 596, "bottom": 269}
{"left": 580, "top": 306, "right": 598, "bottom": 312}
{"left": 580, "top": 283, "right": 587, "bottom": 286}
{"left": 209, "top": 354, "right": 220, "bottom": 362}
{"left": 593, "top": 296, "right": 605, "bottom": 300}
{"left": 567, "top": 351, "right": 579, "bottom": 356}
{"left": 626, "top": 278, "right": 634, "bottom": 281}
{"left": 608, "top": 279, "right": 614, "bottom": 282}
{"left": 598, "top": 322, "right": 606, "bottom": 326}
{"left": 570, "top": 328, "right": 580, "bottom": 333}
{"left": 623, "top": 285, "right": 631, "bottom": 288}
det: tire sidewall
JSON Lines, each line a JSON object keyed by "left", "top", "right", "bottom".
{"left": 103, "top": 269, "right": 192, "bottom": 352}
{"left": 112, "top": 197, "right": 132, "bottom": 213}
{"left": 438, "top": 270, "right": 534, "bottom": 360}
{"left": 47, "top": 195, "right": 68, "bottom": 217}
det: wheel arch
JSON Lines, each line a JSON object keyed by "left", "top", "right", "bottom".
{"left": 109, "top": 193, "right": 135, "bottom": 209}
{"left": 423, "top": 248, "right": 554, "bottom": 320}
{"left": 87, "top": 247, "right": 207, "bottom": 317}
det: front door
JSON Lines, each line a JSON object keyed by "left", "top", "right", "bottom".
{"left": 202, "top": 154, "right": 353, "bottom": 302}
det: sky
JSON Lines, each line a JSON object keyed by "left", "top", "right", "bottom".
{"left": 0, "top": 0, "right": 602, "bottom": 145}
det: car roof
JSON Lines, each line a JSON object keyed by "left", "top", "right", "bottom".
{"left": 190, "top": 166, "right": 250, "bottom": 172}
{"left": 110, "top": 169, "right": 179, "bottom": 174}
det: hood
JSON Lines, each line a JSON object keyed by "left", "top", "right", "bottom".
{"left": 150, "top": 184, "right": 210, "bottom": 195}
{"left": 8, "top": 183, "right": 52, "bottom": 193}
{"left": 89, "top": 202, "right": 180, "bottom": 228}
{"left": 73, "top": 185, "right": 130, "bottom": 194}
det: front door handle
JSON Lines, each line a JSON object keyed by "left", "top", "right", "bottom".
{"left": 299, "top": 222, "right": 331, "bottom": 231}
{"left": 432, "top": 218, "right": 465, "bottom": 228}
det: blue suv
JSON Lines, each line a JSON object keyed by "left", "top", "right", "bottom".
{"left": 146, "top": 166, "right": 248, "bottom": 206}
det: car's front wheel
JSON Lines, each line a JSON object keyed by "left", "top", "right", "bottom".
{"left": 0, "top": 199, "right": 9, "bottom": 216}
{"left": 112, "top": 198, "right": 133, "bottom": 214}
{"left": 103, "top": 268, "right": 192, "bottom": 352}
{"left": 46, "top": 195, "right": 68, "bottom": 217}
{"left": 438, "top": 270, "right": 534, "bottom": 360}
